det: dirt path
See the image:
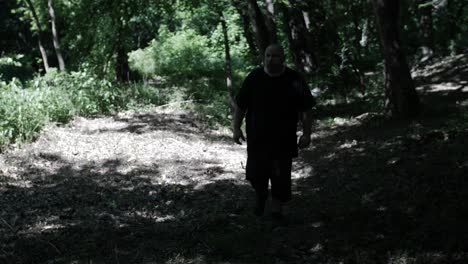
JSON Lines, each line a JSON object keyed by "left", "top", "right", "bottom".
{"left": 0, "top": 106, "right": 316, "bottom": 264}
{"left": 0, "top": 108, "right": 247, "bottom": 187}
{"left": 1, "top": 54, "right": 467, "bottom": 263}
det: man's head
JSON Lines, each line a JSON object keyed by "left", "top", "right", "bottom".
{"left": 264, "top": 44, "right": 285, "bottom": 75}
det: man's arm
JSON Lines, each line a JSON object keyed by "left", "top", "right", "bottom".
{"left": 232, "top": 106, "right": 246, "bottom": 144}
{"left": 298, "top": 108, "right": 313, "bottom": 148}
{"left": 302, "top": 108, "right": 313, "bottom": 136}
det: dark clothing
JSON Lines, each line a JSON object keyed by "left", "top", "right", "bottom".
{"left": 235, "top": 67, "right": 315, "bottom": 158}
{"left": 247, "top": 155, "right": 292, "bottom": 202}
{"left": 235, "top": 67, "right": 315, "bottom": 203}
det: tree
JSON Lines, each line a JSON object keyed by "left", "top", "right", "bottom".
{"left": 373, "top": 0, "right": 420, "bottom": 118}
{"left": 278, "top": 0, "right": 317, "bottom": 74}
{"left": 418, "top": 0, "right": 434, "bottom": 60}
{"left": 231, "top": 0, "right": 260, "bottom": 62}
{"left": 22, "top": 0, "right": 50, "bottom": 73}
{"left": 245, "top": 0, "right": 275, "bottom": 58}
{"left": 443, "top": 0, "right": 467, "bottom": 54}
{"left": 263, "top": 0, "right": 278, "bottom": 44}
{"left": 63, "top": 0, "right": 172, "bottom": 81}
{"left": 47, "top": 0, "right": 65, "bottom": 71}
{"left": 218, "top": 9, "right": 236, "bottom": 116}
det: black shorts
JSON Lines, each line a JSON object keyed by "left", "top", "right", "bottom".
{"left": 246, "top": 153, "right": 293, "bottom": 202}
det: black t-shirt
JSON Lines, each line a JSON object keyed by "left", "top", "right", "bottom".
{"left": 235, "top": 67, "right": 316, "bottom": 158}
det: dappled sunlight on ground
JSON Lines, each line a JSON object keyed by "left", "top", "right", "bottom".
{"left": 1, "top": 55, "right": 468, "bottom": 262}
{"left": 0, "top": 107, "right": 247, "bottom": 186}
{"left": 0, "top": 106, "right": 319, "bottom": 263}
{"left": 417, "top": 81, "right": 467, "bottom": 93}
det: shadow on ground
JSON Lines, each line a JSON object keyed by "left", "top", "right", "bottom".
{"left": 292, "top": 68, "right": 468, "bottom": 262}
{"left": 0, "top": 154, "right": 262, "bottom": 263}
{"left": 79, "top": 110, "right": 233, "bottom": 143}
{"left": 1, "top": 55, "right": 468, "bottom": 263}
{"left": 2, "top": 112, "right": 468, "bottom": 263}
{"left": 112, "top": 112, "right": 203, "bottom": 136}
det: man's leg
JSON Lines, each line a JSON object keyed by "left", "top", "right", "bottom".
{"left": 270, "top": 157, "right": 292, "bottom": 218}
{"left": 246, "top": 154, "right": 269, "bottom": 216}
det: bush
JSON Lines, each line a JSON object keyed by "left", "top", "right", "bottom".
{"left": 129, "top": 26, "right": 224, "bottom": 84}
{"left": 32, "top": 69, "right": 119, "bottom": 116}
{"left": 0, "top": 79, "right": 51, "bottom": 146}
{"left": 128, "top": 22, "right": 252, "bottom": 128}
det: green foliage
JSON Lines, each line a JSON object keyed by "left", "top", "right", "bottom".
{"left": 0, "top": 78, "right": 54, "bottom": 146}
{"left": 418, "top": 1, "right": 434, "bottom": 9}
{"left": 35, "top": 69, "right": 120, "bottom": 116}
{"left": 128, "top": 5, "right": 251, "bottom": 127}
{"left": 1, "top": 0, "right": 466, "bottom": 133}
{"left": 127, "top": 49, "right": 156, "bottom": 80}
{"left": 0, "top": 54, "right": 23, "bottom": 67}
{"left": 0, "top": 54, "right": 34, "bottom": 82}
{"left": 129, "top": 26, "right": 224, "bottom": 83}
{"left": 303, "top": 0, "right": 382, "bottom": 100}
{"left": 32, "top": 69, "right": 167, "bottom": 116}
{"left": 193, "top": 92, "right": 232, "bottom": 127}
{"left": 60, "top": 0, "right": 171, "bottom": 77}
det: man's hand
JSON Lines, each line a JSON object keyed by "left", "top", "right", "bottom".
{"left": 233, "top": 106, "right": 246, "bottom": 145}
{"left": 233, "top": 128, "right": 246, "bottom": 145}
{"left": 298, "top": 134, "right": 311, "bottom": 149}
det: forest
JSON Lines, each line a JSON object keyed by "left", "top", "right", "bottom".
{"left": 1, "top": 0, "right": 468, "bottom": 263}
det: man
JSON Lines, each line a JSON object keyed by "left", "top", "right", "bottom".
{"left": 233, "top": 44, "right": 315, "bottom": 220}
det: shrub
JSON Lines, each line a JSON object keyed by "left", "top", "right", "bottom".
{"left": 129, "top": 26, "right": 224, "bottom": 84}
{"left": 0, "top": 79, "right": 50, "bottom": 146}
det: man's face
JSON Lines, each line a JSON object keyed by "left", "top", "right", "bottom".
{"left": 264, "top": 45, "right": 285, "bottom": 74}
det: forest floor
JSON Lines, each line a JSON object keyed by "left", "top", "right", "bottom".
{"left": 1, "top": 54, "right": 467, "bottom": 264}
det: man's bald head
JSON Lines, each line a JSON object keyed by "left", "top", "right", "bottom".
{"left": 265, "top": 44, "right": 285, "bottom": 57}
{"left": 264, "top": 44, "right": 286, "bottom": 76}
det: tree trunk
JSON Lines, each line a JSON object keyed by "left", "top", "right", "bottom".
{"left": 446, "top": 0, "right": 467, "bottom": 54}
{"left": 23, "top": 0, "right": 50, "bottom": 73}
{"left": 302, "top": 10, "right": 311, "bottom": 30}
{"left": 113, "top": 15, "right": 130, "bottom": 83}
{"left": 264, "top": 0, "right": 278, "bottom": 43}
{"left": 279, "top": 1, "right": 317, "bottom": 74}
{"left": 373, "top": 0, "right": 420, "bottom": 118}
{"left": 232, "top": 0, "right": 259, "bottom": 62}
{"left": 47, "top": 0, "right": 66, "bottom": 71}
{"left": 219, "top": 10, "right": 236, "bottom": 117}
{"left": 280, "top": 3, "right": 301, "bottom": 71}
{"left": 246, "top": 0, "right": 273, "bottom": 58}
{"left": 418, "top": 0, "right": 434, "bottom": 58}
{"left": 307, "top": 0, "right": 340, "bottom": 69}
{"left": 300, "top": 7, "right": 321, "bottom": 68}
{"left": 115, "top": 44, "right": 130, "bottom": 83}
{"left": 351, "top": 9, "right": 366, "bottom": 94}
